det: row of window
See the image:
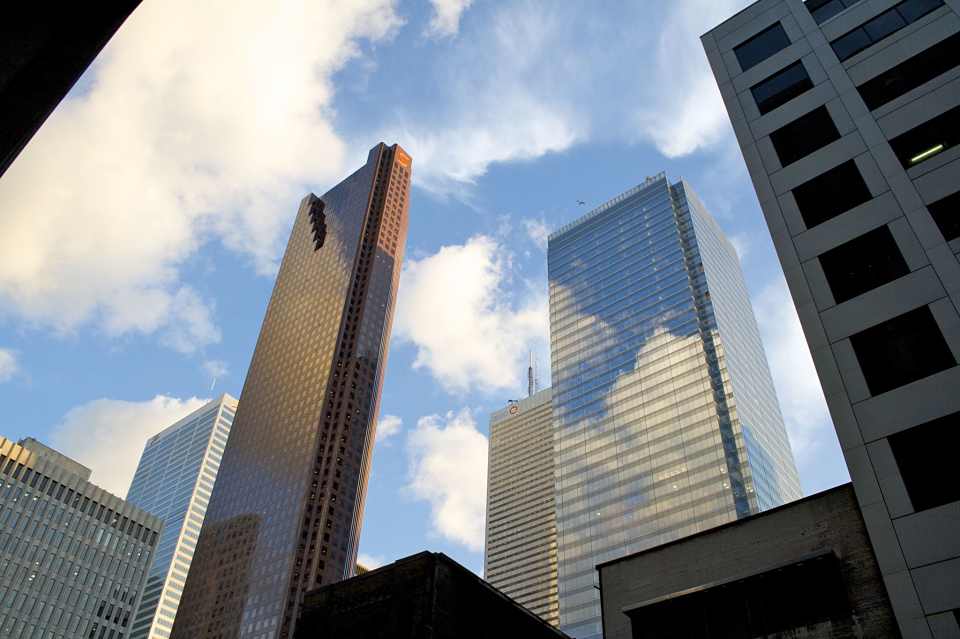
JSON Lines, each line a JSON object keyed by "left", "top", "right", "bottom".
{"left": 831, "top": 0, "right": 944, "bottom": 62}
{"left": 806, "top": 0, "right": 863, "bottom": 24}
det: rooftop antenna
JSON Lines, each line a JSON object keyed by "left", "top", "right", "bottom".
{"left": 527, "top": 351, "right": 536, "bottom": 398}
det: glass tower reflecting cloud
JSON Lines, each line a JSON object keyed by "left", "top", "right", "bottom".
{"left": 548, "top": 174, "right": 801, "bottom": 638}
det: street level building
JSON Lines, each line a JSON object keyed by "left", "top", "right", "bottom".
{"left": 703, "top": 2, "right": 960, "bottom": 636}
{"left": 547, "top": 175, "right": 801, "bottom": 638}
{"left": 0, "top": 436, "right": 162, "bottom": 639}
{"left": 598, "top": 483, "right": 899, "bottom": 639}
{"left": 126, "top": 394, "right": 238, "bottom": 639}
{"left": 295, "top": 551, "right": 571, "bottom": 639}
{"left": 172, "top": 143, "right": 412, "bottom": 639}
{"left": 485, "top": 387, "right": 559, "bottom": 626}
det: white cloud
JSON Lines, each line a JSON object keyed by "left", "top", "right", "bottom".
{"left": 202, "top": 359, "right": 229, "bottom": 380}
{"left": 394, "top": 235, "right": 548, "bottom": 394}
{"left": 523, "top": 218, "right": 550, "bottom": 252}
{"left": 0, "top": 0, "right": 401, "bottom": 351}
{"left": 426, "top": 0, "right": 474, "bottom": 38}
{"left": 0, "top": 349, "right": 17, "bottom": 382}
{"left": 729, "top": 233, "right": 752, "bottom": 262}
{"left": 49, "top": 395, "right": 209, "bottom": 496}
{"left": 356, "top": 553, "right": 387, "bottom": 570}
{"left": 376, "top": 414, "right": 403, "bottom": 443}
{"left": 405, "top": 409, "right": 487, "bottom": 551}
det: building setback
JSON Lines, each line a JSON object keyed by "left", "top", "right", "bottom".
{"left": 485, "top": 388, "right": 559, "bottom": 626}
{"left": 547, "top": 175, "right": 801, "bottom": 638}
{"left": 172, "top": 143, "right": 411, "bottom": 639}
{"left": 0, "top": 436, "right": 162, "bottom": 638}
{"left": 125, "top": 394, "right": 238, "bottom": 639}
{"left": 702, "top": 1, "right": 960, "bottom": 636}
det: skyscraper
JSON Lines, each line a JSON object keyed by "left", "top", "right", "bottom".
{"left": 0, "top": 436, "right": 162, "bottom": 638}
{"left": 548, "top": 175, "right": 801, "bottom": 638}
{"left": 126, "top": 394, "right": 238, "bottom": 639}
{"left": 171, "top": 143, "right": 411, "bottom": 639}
{"left": 703, "top": 2, "right": 960, "bottom": 636}
{"left": 484, "top": 388, "right": 559, "bottom": 627}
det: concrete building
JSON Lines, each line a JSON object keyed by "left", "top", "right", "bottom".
{"left": 0, "top": 436, "right": 162, "bottom": 638}
{"left": 485, "top": 388, "right": 559, "bottom": 626}
{"left": 125, "top": 394, "right": 238, "bottom": 639}
{"left": 547, "top": 175, "right": 801, "bottom": 638}
{"left": 702, "top": 2, "right": 960, "bottom": 636}
{"left": 172, "top": 143, "right": 412, "bottom": 639}
{"left": 597, "top": 483, "right": 899, "bottom": 639}
{"left": 295, "top": 552, "right": 571, "bottom": 639}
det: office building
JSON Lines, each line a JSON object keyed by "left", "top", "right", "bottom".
{"left": 125, "top": 394, "right": 238, "bottom": 639}
{"left": 172, "top": 143, "right": 412, "bottom": 639}
{"left": 0, "top": 2, "right": 142, "bottom": 177}
{"left": 598, "top": 483, "right": 899, "bottom": 639}
{"left": 485, "top": 387, "right": 559, "bottom": 626}
{"left": 0, "top": 436, "right": 162, "bottom": 638}
{"left": 703, "top": 2, "right": 960, "bottom": 636}
{"left": 547, "top": 175, "right": 801, "bottom": 638}
{"left": 295, "top": 552, "right": 571, "bottom": 639}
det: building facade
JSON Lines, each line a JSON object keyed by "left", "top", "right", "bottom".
{"left": 171, "top": 143, "right": 411, "bottom": 639}
{"left": 702, "top": 2, "right": 960, "bottom": 636}
{"left": 547, "top": 175, "right": 801, "bottom": 638}
{"left": 0, "top": 436, "right": 162, "bottom": 639}
{"left": 485, "top": 388, "right": 559, "bottom": 626}
{"left": 125, "top": 394, "right": 238, "bottom": 639}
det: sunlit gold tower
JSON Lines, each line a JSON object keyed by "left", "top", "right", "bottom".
{"left": 171, "top": 143, "right": 411, "bottom": 639}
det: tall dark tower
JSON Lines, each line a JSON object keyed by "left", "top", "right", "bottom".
{"left": 171, "top": 143, "right": 411, "bottom": 639}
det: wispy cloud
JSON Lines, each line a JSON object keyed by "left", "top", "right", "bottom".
{"left": 523, "top": 218, "right": 550, "bottom": 252}
{"left": 376, "top": 414, "right": 403, "bottom": 444}
{"left": 426, "top": 0, "right": 474, "bottom": 38}
{"left": 0, "top": 349, "right": 17, "bottom": 383}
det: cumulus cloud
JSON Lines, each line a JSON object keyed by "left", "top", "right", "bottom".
{"left": 426, "top": 0, "right": 474, "bottom": 38}
{"left": 0, "top": 349, "right": 17, "bottom": 382}
{"left": 0, "top": 0, "right": 401, "bottom": 351}
{"left": 376, "top": 414, "right": 403, "bottom": 443}
{"left": 394, "top": 235, "right": 548, "bottom": 394}
{"left": 523, "top": 218, "right": 550, "bottom": 251}
{"left": 405, "top": 409, "right": 487, "bottom": 551}
{"left": 49, "top": 395, "right": 209, "bottom": 496}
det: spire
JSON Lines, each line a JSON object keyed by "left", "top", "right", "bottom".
{"left": 527, "top": 351, "right": 535, "bottom": 398}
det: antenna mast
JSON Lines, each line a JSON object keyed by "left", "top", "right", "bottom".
{"left": 527, "top": 351, "right": 535, "bottom": 398}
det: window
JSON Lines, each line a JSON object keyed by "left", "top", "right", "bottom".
{"left": 831, "top": 0, "right": 945, "bottom": 61}
{"left": 734, "top": 23, "right": 791, "bottom": 71}
{"left": 806, "top": 0, "right": 863, "bottom": 23}
{"left": 769, "top": 106, "right": 840, "bottom": 166}
{"left": 889, "top": 103, "right": 960, "bottom": 168}
{"left": 849, "top": 306, "right": 955, "bottom": 395}
{"left": 308, "top": 198, "right": 327, "bottom": 250}
{"left": 751, "top": 61, "right": 814, "bottom": 114}
{"left": 819, "top": 226, "right": 909, "bottom": 303}
{"left": 858, "top": 32, "right": 960, "bottom": 110}
{"left": 888, "top": 410, "right": 960, "bottom": 511}
{"left": 928, "top": 190, "right": 960, "bottom": 241}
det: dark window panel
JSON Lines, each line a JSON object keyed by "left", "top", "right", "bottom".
{"left": 857, "top": 32, "right": 960, "bottom": 110}
{"left": 832, "top": 27, "right": 873, "bottom": 60}
{"left": 792, "top": 161, "right": 873, "bottom": 228}
{"left": 831, "top": 0, "right": 945, "bottom": 61}
{"left": 928, "top": 190, "right": 960, "bottom": 241}
{"left": 751, "top": 61, "right": 814, "bottom": 115}
{"left": 769, "top": 106, "right": 840, "bottom": 166}
{"left": 889, "top": 103, "right": 960, "bottom": 168}
{"left": 863, "top": 9, "right": 906, "bottom": 41}
{"left": 898, "top": 0, "right": 944, "bottom": 21}
{"left": 734, "top": 23, "right": 791, "bottom": 71}
{"left": 819, "top": 226, "right": 909, "bottom": 303}
{"left": 849, "top": 306, "right": 956, "bottom": 396}
{"left": 807, "top": 0, "right": 864, "bottom": 23}
{"left": 888, "top": 410, "right": 960, "bottom": 511}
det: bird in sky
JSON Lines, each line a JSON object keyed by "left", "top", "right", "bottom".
{"left": 577, "top": 199, "right": 585, "bottom": 206}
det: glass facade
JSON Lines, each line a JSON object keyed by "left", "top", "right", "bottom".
{"left": 125, "top": 394, "right": 238, "bottom": 639}
{"left": 171, "top": 143, "right": 411, "bottom": 639}
{"left": 0, "top": 436, "right": 162, "bottom": 639}
{"left": 548, "top": 175, "right": 801, "bottom": 638}
{"left": 485, "top": 388, "right": 558, "bottom": 626}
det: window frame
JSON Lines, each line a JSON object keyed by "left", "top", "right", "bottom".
{"left": 734, "top": 22, "right": 792, "bottom": 71}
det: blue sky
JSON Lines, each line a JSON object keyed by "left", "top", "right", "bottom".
{"left": 0, "top": 0, "right": 849, "bottom": 574}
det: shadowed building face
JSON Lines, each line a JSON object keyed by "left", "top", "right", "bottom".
{"left": 171, "top": 143, "right": 411, "bottom": 639}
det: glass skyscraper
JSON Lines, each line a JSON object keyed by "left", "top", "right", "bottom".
{"left": 126, "top": 394, "right": 238, "bottom": 639}
{"left": 172, "top": 143, "right": 411, "bottom": 639}
{"left": 548, "top": 174, "right": 801, "bottom": 638}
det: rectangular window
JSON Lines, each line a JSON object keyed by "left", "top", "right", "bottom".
{"left": 807, "top": 0, "right": 864, "bottom": 23}
{"left": 831, "top": 0, "right": 945, "bottom": 61}
{"left": 849, "top": 306, "right": 956, "bottom": 395}
{"left": 858, "top": 33, "right": 960, "bottom": 110}
{"left": 888, "top": 410, "right": 960, "bottom": 511}
{"left": 751, "top": 61, "right": 814, "bottom": 114}
{"left": 889, "top": 103, "right": 960, "bottom": 168}
{"left": 734, "top": 23, "right": 791, "bottom": 71}
{"left": 819, "top": 226, "right": 909, "bottom": 303}
{"left": 769, "top": 106, "right": 840, "bottom": 166}
{"left": 928, "top": 190, "right": 960, "bottom": 241}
